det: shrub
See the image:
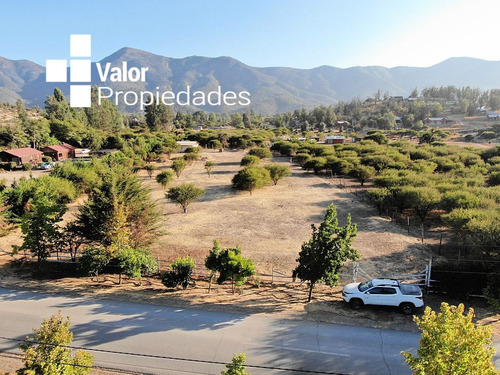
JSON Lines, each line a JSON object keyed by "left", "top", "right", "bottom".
{"left": 161, "top": 255, "right": 195, "bottom": 289}
{"left": 240, "top": 155, "right": 260, "bottom": 167}
{"left": 232, "top": 167, "right": 271, "bottom": 195}
{"left": 248, "top": 147, "right": 272, "bottom": 159}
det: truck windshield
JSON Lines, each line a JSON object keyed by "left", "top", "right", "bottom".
{"left": 358, "top": 281, "right": 373, "bottom": 292}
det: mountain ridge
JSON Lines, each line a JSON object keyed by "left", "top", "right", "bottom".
{"left": 1, "top": 49, "right": 500, "bottom": 115}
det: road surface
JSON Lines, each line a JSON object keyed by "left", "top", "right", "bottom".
{"left": 0, "top": 287, "right": 498, "bottom": 374}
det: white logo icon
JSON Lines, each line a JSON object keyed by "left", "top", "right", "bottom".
{"left": 46, "top": 34, "right": 91, "bottom": 108}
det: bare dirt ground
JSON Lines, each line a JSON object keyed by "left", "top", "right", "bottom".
{"left": 1, "top": 149, "right": 499, "bottom": 374}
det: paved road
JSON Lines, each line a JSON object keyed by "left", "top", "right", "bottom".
{"left": 0, "top": 287, "right": 498, "bottom": 374}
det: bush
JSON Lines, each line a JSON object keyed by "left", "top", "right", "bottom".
{"left": 232, "top": 167, "right": 271, "bottom": 195}
{"left": 240, "top": 155, "right": 260, "bottom": 167}
{"left": 248, "top": 147, "right": 272, "bottom": 159}
{"left": 0, "top": 162, "right": 16, "bottom": 171}
{"left": 161, "top": 256, "right": 195, "bottom": 289}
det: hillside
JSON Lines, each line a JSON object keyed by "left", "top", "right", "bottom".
{"left": 2, "top": 49, "right": 500, "bottom": 114}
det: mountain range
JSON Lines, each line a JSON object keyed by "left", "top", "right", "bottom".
{"left": 2, "top": 47, "right": 500, "bottom": 115}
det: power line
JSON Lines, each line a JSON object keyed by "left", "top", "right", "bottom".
{"left": 0, "top": 336, "right": 348, "bottom": 375}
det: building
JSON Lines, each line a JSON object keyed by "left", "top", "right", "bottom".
{"left": 0, "top": 147, "right": 43, "bottom": 166}
{"left": 324, "top": 135, "right": 346, "bottom": 144}
{"left": 176, "top": 141, "right": 200, "bottom": 152}
{"left": 42, "top": 144, "right": 75, "bottom": 161}
{"left": 423, "top": 117, "right": 449, "bottom": 126}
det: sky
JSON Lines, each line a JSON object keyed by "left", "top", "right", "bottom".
{"left": 1, "top": 0, "right": 499, "bottom": 69}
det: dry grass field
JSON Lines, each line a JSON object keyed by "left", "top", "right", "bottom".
{"left": 140, "top": 149, "right": 430, "bottom": 279}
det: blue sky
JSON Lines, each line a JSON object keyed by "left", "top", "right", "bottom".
{"left": 1, "top": 0, "right": 498, "bottom": 69}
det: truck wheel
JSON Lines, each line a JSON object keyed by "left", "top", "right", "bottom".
{"left": 350, "top": 298, "right": 363, "bottom": 310}
{"left": 400, "top": 303, "right": 415, "bottom": 315}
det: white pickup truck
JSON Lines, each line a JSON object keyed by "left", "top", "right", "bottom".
{"left": 342, "top": 278, "right": 424, "bottom": 315}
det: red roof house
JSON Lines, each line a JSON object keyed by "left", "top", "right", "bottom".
{"left": 42, "top": 144, "right": 75, "bottom": 161}
{"left": 0, "top": 147, "right": 43, "bottom": 166}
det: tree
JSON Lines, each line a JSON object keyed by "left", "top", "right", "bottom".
{"left": 348, "top": 165, "right": 376, "bottom": 186}
{"left": 183, "top": 152, "right": 199, "bottom": 166}
{"left": 402, "top": 303, "right": 498, "bottom": 375}
{"left": 156, "top": 170, "right": 175, "bottom": 189}
{"left": 293, "top": 204, "right": 359, "bottom": 302}
{"left": 17, "top": 312, "right": 94, "bottom": 375}
{"left": 79, "top": 246, "right": 111, "bottom": 282}
{"left": 84, "top": 87, "right": 123, "bottom": 132}
{"left": 221, "top": 353, "right": 250, "bottom": 375}
{"left": 161, "top": 255, "right": 195, "bottom": 289}
{"left": 0, "top": 197, "right": 13, "bottom": 237}
{"left": 205, "top": 240, "right": 221, "bottom": 293}
{"left": 172, "top": 158, "right": 187, "bottom": 178}
{"left": 367, "top": 188, "right": 390, "bottom": 215}
{"left": 248, "top": 147, "right": 272, "bottom": 159}
{"left": 264, "top": 163, "right": 291, "bottom": 185}
{"left": 231, "top": 167, "right": 271, "bottom": 195}
{"left": 404, "top": 187, "right": 442, "bottom": 224}
{"left": 167, "top": 183, "right": 205, "bottom": 213}
{"left": 143, "top": 164, "right": 157, "bottom": 179}
{"left": 240, "top": 155, "right": 260, "bottom": 167}
{"left": 204, "top": 161, "right": 217, "bottom": 177}
{"left": 216, "top": 246, "right": 256, "bottom": 293}
{"left": 72, "top": 166, "right": 160, "bottom": 248}
{"left": 144, "top": 98, "right": 174, "bottom": 131}
{"left": 15, "top": 193, "right": 66, "bottom": 266}
{"left": 117, "top": 247, "right": 159, "bottom": 284}
{"left": 44, "top": 88, "right": 71, "bottom": 122}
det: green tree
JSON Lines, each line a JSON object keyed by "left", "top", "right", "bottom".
{"left": 73, "top": 166, "right": 160, "bottom": 248}
{"left": 143, "top": 164, "right": 157, "bottom": 179}
{"left": 264, "top": 163, "right": 291, "bottom": 185}
{"left": 404, "top": 187, "right": 442, "bottom": 224}
{"left": 240, "top": 155, "right": 260, "bottom": 167}
{"left": 145, "top": 98, "right": 174, "bottom": 131}
{"left": 161, "top": 255, "right": 195, "bottom": 289}
{"left": 167, "top": 183, "right": 205, "bottom": 213}
{"left": 402, "top": 303, "right": 498, "bottom": 375}
{"left": 232, "top": 167, "right": 271, "bottom": 195}
{"left": 17, "top": 312, "right": 94, "bottom": 375}
{"left": 156, "top": 170, "right": 175, "bottom": 189}
{"left": 172, "top": 158, "right": 187, "bottom": 178}
{"left": 84, "top": 87, "right": 123, "bottom": 132}
{"left": 293, "top": 204, "right": 359, "bottom": 302}
{"left": 248, "top": 147, "right": 272, "bottom": 159}
{"left": 204, "top": 161, "right": 217, "bottom": 177}
{"left": 364, "top": 132, "right": 388, "bottom": 144}
{"left": 216, "top": 246, "right": 256, "bottom": 293}
{"left": 0, "top": 197, "right": 13, "bottom": 237}
{"left": 44, "top": 88, "right": 71, "bottom": 122}
{"left": 79, "top": 246, "right": 111, "bottom": 282}
{"left": 367, "top": 188, "right": 390, "bottom": 215}
{"left": 117, "top": 247, "right": 159, "bottom": 283}
{"left": 221, "top": 353, "right": 250, "bottom": 375}
{"left": 183, "top": 152, "right": 199, "bottom": 166}
{"left": 205, "top": 240, "right": 221, "bottom": 293}
{"left": 348, "top": 165, "right": 376, "bottom": 186}
{"left": 15, "top": 194, "right": 66, "bottom": 266}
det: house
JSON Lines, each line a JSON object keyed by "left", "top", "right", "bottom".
{"left": 42, "top": 144, "right": 75, "bottom": 161}
{"left": 176, "top": 141, "right": 200, "bottom": 152}
{"left": 423, "top": 117, "right": 449, "bottom": 126}
{"left": 324, "top": 135, "right": 346, "bottom": 144}
{"left": 0, "top": 147, "right": 43, "bottom": 166}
